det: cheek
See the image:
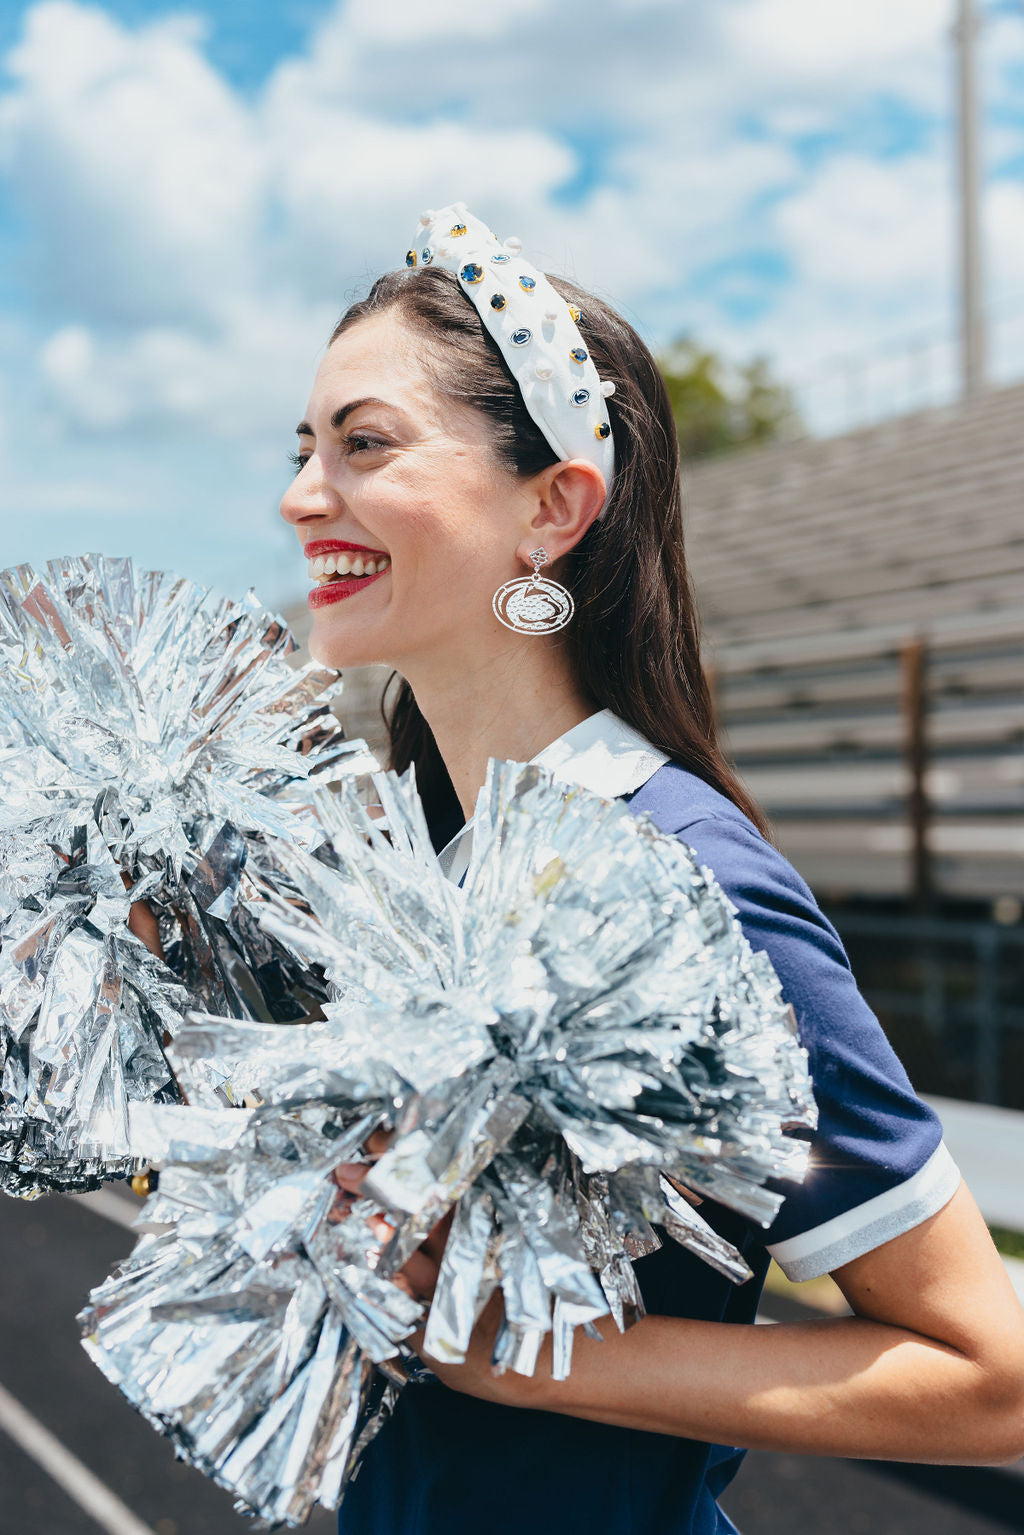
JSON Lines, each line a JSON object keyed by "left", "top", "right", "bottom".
{"left": 376, "top": 484, "right": 483, "bottom": 578}
{"left": 364, "top": 461, "right": 454, "bottom": 547}
{"left": 353, "top": 446, "right": 518, "bottom": 598}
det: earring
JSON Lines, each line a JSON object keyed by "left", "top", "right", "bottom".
{"left": 492, "top": 546, "right": 575, "bottom": 635}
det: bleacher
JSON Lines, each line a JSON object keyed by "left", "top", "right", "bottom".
{"left": 685, "top": 380, "right": 1024, "bottom": 903}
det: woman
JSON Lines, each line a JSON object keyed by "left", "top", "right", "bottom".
{"left": 279, "top": 205, "right": 1024, "bottom": 1534}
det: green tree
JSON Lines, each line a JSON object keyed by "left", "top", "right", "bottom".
{"left": 658, "top": 338, "right": 799, "bottom": 461}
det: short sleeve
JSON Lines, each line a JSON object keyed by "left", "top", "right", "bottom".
{"left": 672, "top": 812, "right": 962, "bottom": 1282}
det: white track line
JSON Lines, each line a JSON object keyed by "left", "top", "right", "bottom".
{"left": 70, "top": 1186, "right": 141, "bottom": 1232}
{"left": 0, "top": 1381, "right": 158, "bottom": 1535}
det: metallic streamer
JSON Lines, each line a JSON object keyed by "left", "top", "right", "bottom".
{"left": 81, "top": 760, "right": 816, "bottom": 1525}
{"left": 0, "top": 554, "right": 376, "bottom": 1196}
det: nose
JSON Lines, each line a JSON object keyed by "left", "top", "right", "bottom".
{"left": 279, "top": 456, "right": 340, "bottom": 529}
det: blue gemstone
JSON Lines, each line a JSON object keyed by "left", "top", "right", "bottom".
{"left": 519, "top": 275, "right": 537, "bottom": 292}
{"left": 595, "top": 421, "right": 611, "bottom": 440}
{"left": 405, "top": 249, "right": 417, "bottom": 268}
{"left": 570, "top": 347, "right": 588, "bottom": 364}
{"left": 569, "top": 387, "right": 590, "bottom": 408}
{"left": 460, "top": 263, "right": 484, "bottom": 285}
{"left": 510, "top": 327, "right": 532, "bottom": 346}
{"left": 490, "top": 293, "right": 507, "bottom": 311}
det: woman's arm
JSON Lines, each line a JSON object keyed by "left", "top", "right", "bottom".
{"left": 418, "top": 1181, "right": 1024, "bottom": 1467}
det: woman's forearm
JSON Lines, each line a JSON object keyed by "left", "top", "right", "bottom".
{"left": 451, "top": 1308, "right": 1024, "bottom": 1467}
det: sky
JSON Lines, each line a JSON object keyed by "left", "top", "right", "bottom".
{"left": 1, "top": 0, "right": 1023, "bottom": 611}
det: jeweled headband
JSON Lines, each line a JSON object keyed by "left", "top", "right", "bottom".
{"left": 406, "top": 202, "right": 616, "bottom": 513}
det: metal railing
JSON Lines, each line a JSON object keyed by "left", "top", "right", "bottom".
{"left": 786, "top": 295, "right": 1024, "bottom": 439}
{"left": 829, "top": 909, "right": 1024, "bottom": 1107}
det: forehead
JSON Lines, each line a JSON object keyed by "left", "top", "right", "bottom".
{"left": 309, "top": 311, "right": 435, "bottom": 415}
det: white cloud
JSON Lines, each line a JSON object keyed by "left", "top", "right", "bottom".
{"left": 1, "top": 0, "right": 1024, "bottom": 598}
{"left": 342, "top": 0, "right": 547, "bottom": 43}
{"left": 0, "top": 1, "right": 264, "bottom": 325}
{"left": 987, "top": 179, "right": 1024, "bottom": 300}
{"left": 261, "top": 96, "right": 577, "bottom": 301}
{"left": 721, "top": 0, "right": 946, "bottom": 86}
{"left": 38, "top": 292, "right": 341, "bottom": 436}
{"left": 776, "top": 153, "right": 952, "bottom": 296}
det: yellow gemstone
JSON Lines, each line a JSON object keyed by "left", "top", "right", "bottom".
{"left": 450, "top": 222, "right": 468, "bottom": 237}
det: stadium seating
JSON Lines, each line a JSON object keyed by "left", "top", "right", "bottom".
{"left": 686, "top": 379, "right": 1024, "bottom": 901}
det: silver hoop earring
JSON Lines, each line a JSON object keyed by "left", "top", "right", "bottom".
{"left": 492, "top": 547, "right": 575, "bottom": 635}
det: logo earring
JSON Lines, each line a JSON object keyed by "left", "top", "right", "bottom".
{"left": 492, "top": 547, "right": 575, "bottom": 635}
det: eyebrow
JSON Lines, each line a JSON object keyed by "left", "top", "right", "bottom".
{"left": 294, "top": 397, "right": 394, "bottom": 437}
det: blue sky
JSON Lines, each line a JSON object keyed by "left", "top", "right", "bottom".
{"left": 1, "top": 0, "right": 1023, "bottom": 612}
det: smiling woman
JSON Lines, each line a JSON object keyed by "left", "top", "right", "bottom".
{"left": 281, "top": 223, "right": 767, "bottom": 852}
{"left": 277, "top": 204, "right": 1024, "bottom": 1535}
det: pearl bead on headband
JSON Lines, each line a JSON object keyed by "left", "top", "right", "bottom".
{"left": 406, "top": 203, "right": 616, "bottom": 514}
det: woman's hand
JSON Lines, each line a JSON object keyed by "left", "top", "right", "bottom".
{"left": 330, "top": 1130, "right": 455, "bottom": 1304}
{"left": 329, "top": 1137, "right": 518, "bottom": 1401}
{"left": 121, "top": 873, "right": 164, "bottom": 961}
{"left": 127, "top": 899, "right": 164, "bottom": 960}
{"left": 119, "top": 873, "right": 176, "bottom": 1075}
{"left": 329, "top": 1141, "right": 536, "bottom": 1402}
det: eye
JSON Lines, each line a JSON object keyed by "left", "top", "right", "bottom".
{"left": 287, "top": 450, "right": 309, "bottom": 475}
{"left": 342, "top": 433, "right": 389, "bottom": 455}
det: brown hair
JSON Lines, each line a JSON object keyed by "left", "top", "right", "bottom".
{"left": 330, "top": 267, "right": 769, "bottom": 847}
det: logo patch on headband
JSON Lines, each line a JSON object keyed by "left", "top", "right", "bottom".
{"left": 570, "top": 388, "right": 591, "bottom": 408}
{"left": 510, "top": 327, "right": 532, "bottom": 346}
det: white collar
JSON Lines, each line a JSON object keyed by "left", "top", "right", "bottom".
{"left": 437, "top": 709, "right": 668, "bottom": 884}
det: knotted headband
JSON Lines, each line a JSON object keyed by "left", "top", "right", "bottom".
{"left": 406, "top": 203, "right": 616, "bottom": 513}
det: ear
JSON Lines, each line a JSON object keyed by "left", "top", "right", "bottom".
{"left": 516, "top": 459, "right": 606, "bottom": 567}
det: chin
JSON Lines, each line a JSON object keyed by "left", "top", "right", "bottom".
{"left": 309, "top": 633, "right": 374, "bottom": 670}
{"left": 307, "top": 613, "right": 390, "bottom": 672}
{"left": 307, "top": 632, "right": 335, "bottom": 668}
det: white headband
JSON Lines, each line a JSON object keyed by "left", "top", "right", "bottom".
{"left": 406, "top": 203, "right": 616, "bottom": 513}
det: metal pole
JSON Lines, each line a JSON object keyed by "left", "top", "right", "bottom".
{"left": 901, "top": 636, "right": 931, "bottom": 907}
{"left": 975, "top": 927, "right": 1000, "bottom": 1105}
{"left": 954, "top": 0, "right": 987, "bottom": 400}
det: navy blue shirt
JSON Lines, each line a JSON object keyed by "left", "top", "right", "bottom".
{"left": 339, "top": 763, "right": 958, "bottom": 1535}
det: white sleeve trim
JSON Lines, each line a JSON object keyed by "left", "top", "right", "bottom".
{"left": 767, "top": 1140, "right": 962, "bottom": 1282}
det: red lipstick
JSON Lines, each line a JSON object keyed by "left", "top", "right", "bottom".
{"left": 308, "top": 568, "right": 389, "bottom": 609}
